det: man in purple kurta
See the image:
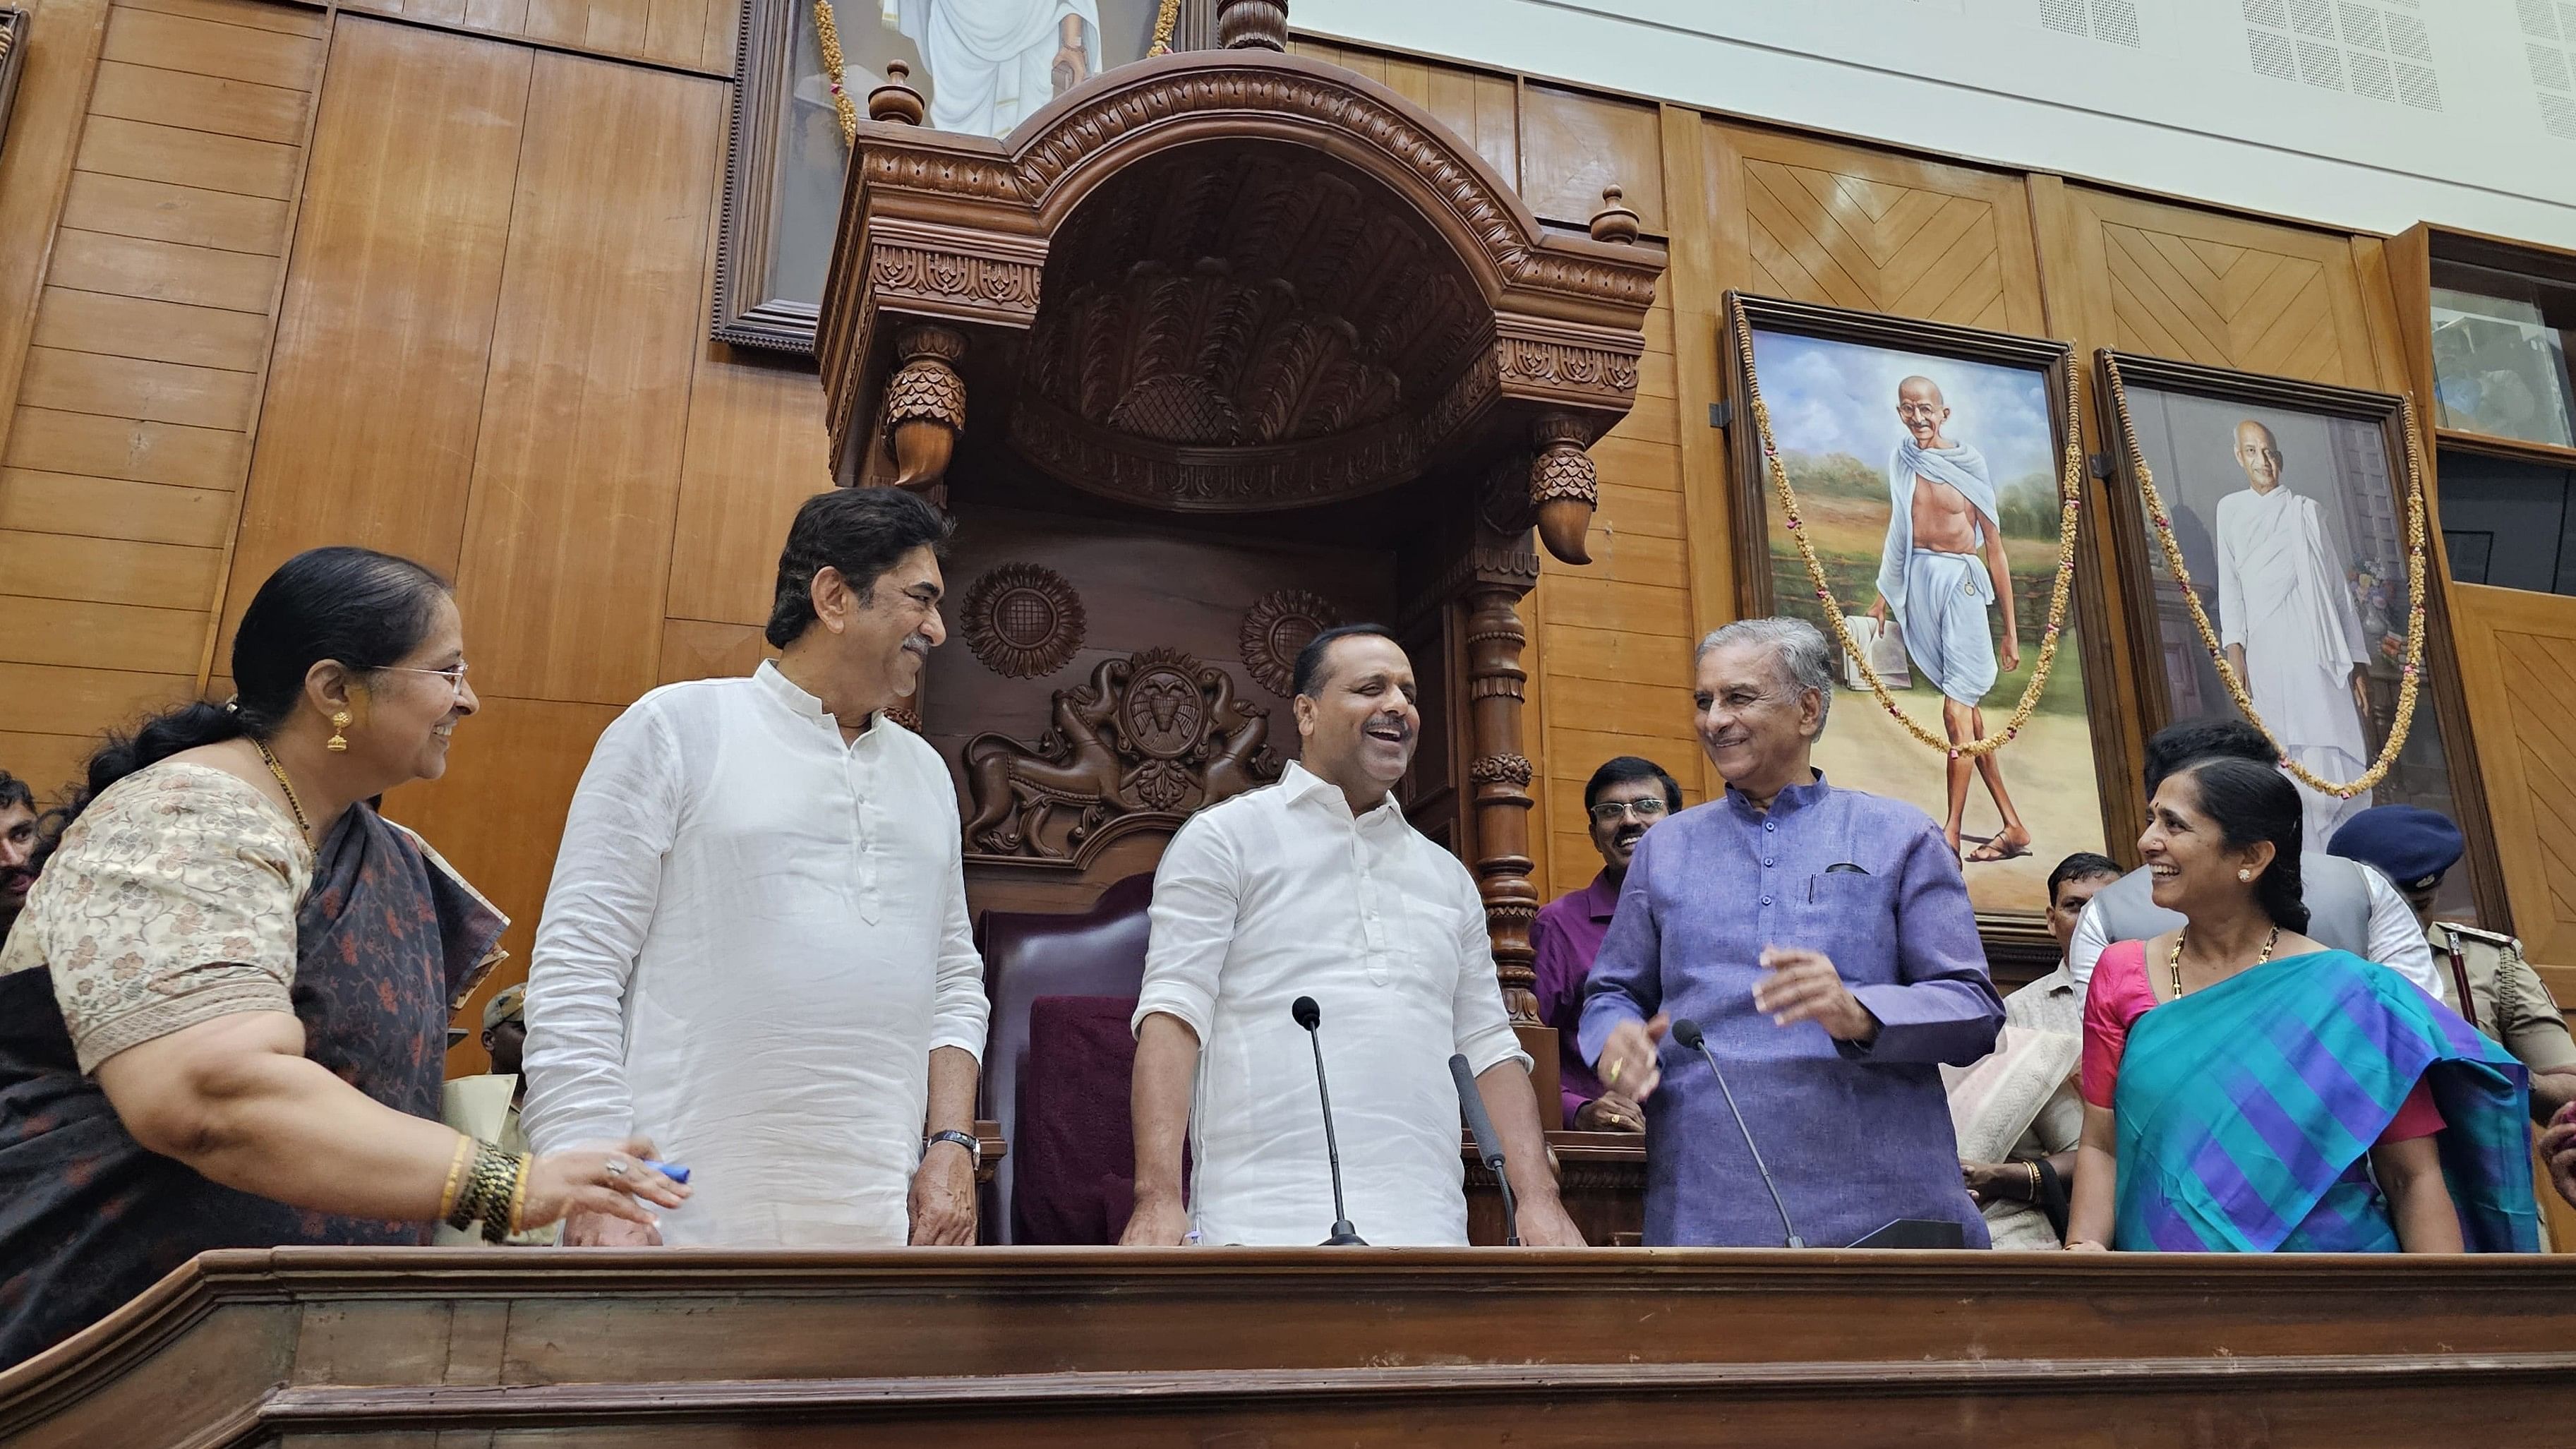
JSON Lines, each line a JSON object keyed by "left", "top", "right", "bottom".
{"left": 1531, "top": 756, "right": 1682, "bottom": 1131}
{"left": 1582, "top": 618, "right": 2003, "bottom": 1248}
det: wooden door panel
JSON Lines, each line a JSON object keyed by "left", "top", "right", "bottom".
{"left": 2451, "top": 582, "right": 2576, "bottom": 964}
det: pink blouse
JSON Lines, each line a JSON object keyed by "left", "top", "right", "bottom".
{"left": 2080, "top": 939, "right": 2442, "bottom": 1141}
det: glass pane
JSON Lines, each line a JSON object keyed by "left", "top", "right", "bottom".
{"left": 2433, "top": 449, "right": 2576, "bottom": 596}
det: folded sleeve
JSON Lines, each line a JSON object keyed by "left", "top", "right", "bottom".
{"left": 2498, "top": 947, "right": 2576, "bottom": 1074}
{"left": 1841, "top": 822, "right": 2004, "bottom": 1066}
{"left": 2359, "top": 865, "right": 2443, "bottom": 1003}
{"left": 2079, "top": 940, "right": 2149, "bottom": 1109}
{"left": 1132, "top": 812, "right": 1239, "bottom": 1042}
{"left": 1449, "top": 865, "right": 1531, "bottom": 1078}
{"left": 926, "top": 788, "right": 990, "bottom": 1062}
{"left": 521, "top": 704, "right": 682, "bottom": 1155}
{"left": 28, "top": 769, "right": 304, "bottom": 1074}
{"left": 1577, "top": 838, "right": 1663, "bottom": 1068}
{"left": 2067, "top": 898, "right": 2112, "bottom": 990}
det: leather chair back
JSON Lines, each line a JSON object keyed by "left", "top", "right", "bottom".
{"left": 975, "top": 872, "right": 1155, "bottom": 1242}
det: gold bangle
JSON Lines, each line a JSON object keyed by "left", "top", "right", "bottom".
{"left": 491, "top": 1152, "right": 532, "bottom": 1243}
{"left": 2026, "top": 1160, "right": 2044, "bottom": 1201}
{"left": 436, "top": 1135, "right": 472, "bottom": 1221}
{"left": 448, "top": 1139, "right": 514, "bottom": 1232}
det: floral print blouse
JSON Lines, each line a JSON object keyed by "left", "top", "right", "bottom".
{"left": 0, "top": 762, "right": 312, "bottom": 1071}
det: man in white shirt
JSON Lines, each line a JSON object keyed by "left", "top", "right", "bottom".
{"left": 2066, "top": 718, "right": 2440, "bottom": 999}
{"left": 522, "top": 488, "right": 989, "bottom": 1248}
{"left": 1121, "top": 625, "right": 1582, "bottom": 1248}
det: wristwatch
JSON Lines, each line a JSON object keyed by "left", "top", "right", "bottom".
{"left": 927, "top": 1129, "right": 982, "bottom": 1168}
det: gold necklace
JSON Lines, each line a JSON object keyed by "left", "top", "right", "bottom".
{"left": 2168, "top": 925, "right": 2280, "bottom": 1001}
{"left": 250, "top": 737, "right": 313, "bottom": 836}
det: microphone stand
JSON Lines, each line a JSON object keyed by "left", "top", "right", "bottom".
{"left": 1300, "top": 1006, "right": 1366, "bottom": 1246}
{"left": 1448, "top": 1053, "right": 1518, "bottom": 1246}
{"left": 1674, "top": 1018, "right": 1803, "bottom": 1249}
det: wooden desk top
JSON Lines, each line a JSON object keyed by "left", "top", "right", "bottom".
{"left": 6, "top": 1246, "right": 2573, "bottom": 1447}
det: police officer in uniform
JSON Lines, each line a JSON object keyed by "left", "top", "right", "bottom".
{"left": 2329, "top": 804, "right": 2576, "bottom": 1127}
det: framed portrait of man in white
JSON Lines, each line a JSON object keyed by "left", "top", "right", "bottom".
{"left": 715, "top": 0, "right": 1205, "bottom": 351}
{"left": 2097, "top": 351, "right": 2503, "bottom": 926}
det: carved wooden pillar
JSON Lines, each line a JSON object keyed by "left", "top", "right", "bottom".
{"left": 1464, "top": 579, "right": 1541, "bottom": 1023}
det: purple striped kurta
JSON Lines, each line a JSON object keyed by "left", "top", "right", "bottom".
{"left": 1577, "top": 774, "right": 2004, "bottom": 1248}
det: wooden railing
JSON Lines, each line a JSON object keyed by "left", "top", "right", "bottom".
{"left": 5, "top": 1246, "right": 2574, "bottom": 1446}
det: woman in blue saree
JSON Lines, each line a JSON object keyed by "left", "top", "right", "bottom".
{"left": 2064, "top": 755, "right": 2535, "bottom": 1254}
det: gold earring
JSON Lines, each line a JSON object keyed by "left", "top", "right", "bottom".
{"left": 327, "top": 711, "right": 351, "bottom": 752}
{"left": 2237, "top": 868, "right": 2252, "bottom": 882}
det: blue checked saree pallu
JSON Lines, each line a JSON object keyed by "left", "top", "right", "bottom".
{"left": 2113, "top": 949, "right": 2539, "bottom": 1253}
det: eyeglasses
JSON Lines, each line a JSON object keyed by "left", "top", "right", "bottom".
{"left": 1589, "top": 797, "right": 1671, "bottom": 825}
{"left": 387, "top": 662, "right": 471, "bottom": 695}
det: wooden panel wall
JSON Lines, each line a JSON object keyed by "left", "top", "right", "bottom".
{"left": 200, "top": 13, "right": 821, "bottom": 1071}
{"left": 1704, "top": 123, "right": 2049, "bottom": 336}
{"left": 2053, "top": 186, "right": 2395, "bottom": 390}
{"left": 0, "top": 0, "right": 324, "bottom": 795}
{"left": 339, "top": 0, "right": 735, "bottom": 76}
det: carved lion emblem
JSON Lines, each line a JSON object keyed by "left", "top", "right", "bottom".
{"left": 1119, "top": 648, "right": 1206, "bottom": 761}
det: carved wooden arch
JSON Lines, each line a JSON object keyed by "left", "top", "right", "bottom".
{"left": 817, "top": 42, "right": 1668, "bottom": 512}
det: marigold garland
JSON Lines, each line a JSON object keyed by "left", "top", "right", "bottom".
{"left": 2100, "top": 353, "right": 2430, "bottom": 800}
{"left": 816, "top": 0, "right": 860, "bottom": 148}
{"left": 1731, "top": 303, "right": 2086, "bottom": 760}
{"left": 1149, "top": 0, "right": 1181, "bottom": 54}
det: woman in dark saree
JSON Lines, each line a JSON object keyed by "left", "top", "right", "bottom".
{"left": 0, "top": 548, "right": 687, "bottom": 1369}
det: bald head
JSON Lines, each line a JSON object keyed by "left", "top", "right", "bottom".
{"left": 2233, "top": 419, "right": 2284, "bottom": 492}
{"left": 1896, "top": 375, "right": 1952, "bottom": 447}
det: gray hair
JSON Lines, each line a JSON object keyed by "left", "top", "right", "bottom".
{"left": 1695, "top": 617, "right": 1834, "bottom": 730}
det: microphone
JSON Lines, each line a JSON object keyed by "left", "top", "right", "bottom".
{"left": 1292, "top": 996, "right": 1366, "bottom": 1246}
{"left": 1668, "top": 1018, "right": 1803, "bottom": 1249}
{"left": 1448, "top": 1054, "right": 1517, "bottom": 1246}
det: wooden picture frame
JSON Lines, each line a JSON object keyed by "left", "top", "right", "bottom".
{"left": 715, "top": 0, "right": 1216, "bottom": 353}
{"left": 1723, "top": 293, "right": 2128, "bottom": 971}
{"left": 0, "top": 9, "right": 30, "bottom": 165}
{"left": 2094, "top": 350, "right": 2508, "bottom": 932}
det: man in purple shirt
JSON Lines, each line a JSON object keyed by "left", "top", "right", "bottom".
{"left": 1531, "top": 757, "right": 1680, "bottom": 1132}
{"left": 1582, "top": 617, "right": 2003, "bottom": 1247}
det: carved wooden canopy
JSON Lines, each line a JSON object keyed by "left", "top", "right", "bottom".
{"left": 814, "top": 20, "right": 1666, "bottom": 560}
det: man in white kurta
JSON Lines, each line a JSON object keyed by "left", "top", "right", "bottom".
{"left": 523, "top": 488, "right": 987, "bottom": 1248}
{"left": 1121, "top": 627, "right": 1582, "bottom": 1247}
{"left": 889, "top": 0, "right": 1100, "bottom": 138}
{"left": 2213, "top": 419, "right": 2376, "bottom": 845}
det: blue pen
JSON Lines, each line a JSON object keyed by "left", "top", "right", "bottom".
{"left": 645, "top": 1160, "right": 691, "bottom": 1184}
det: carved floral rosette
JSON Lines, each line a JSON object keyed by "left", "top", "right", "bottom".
{"left": 961, "top": 563, "right": 1086, "bottom": 680}
{"left": 1239, "top": 589, "right": 1340, "bottom": 697}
